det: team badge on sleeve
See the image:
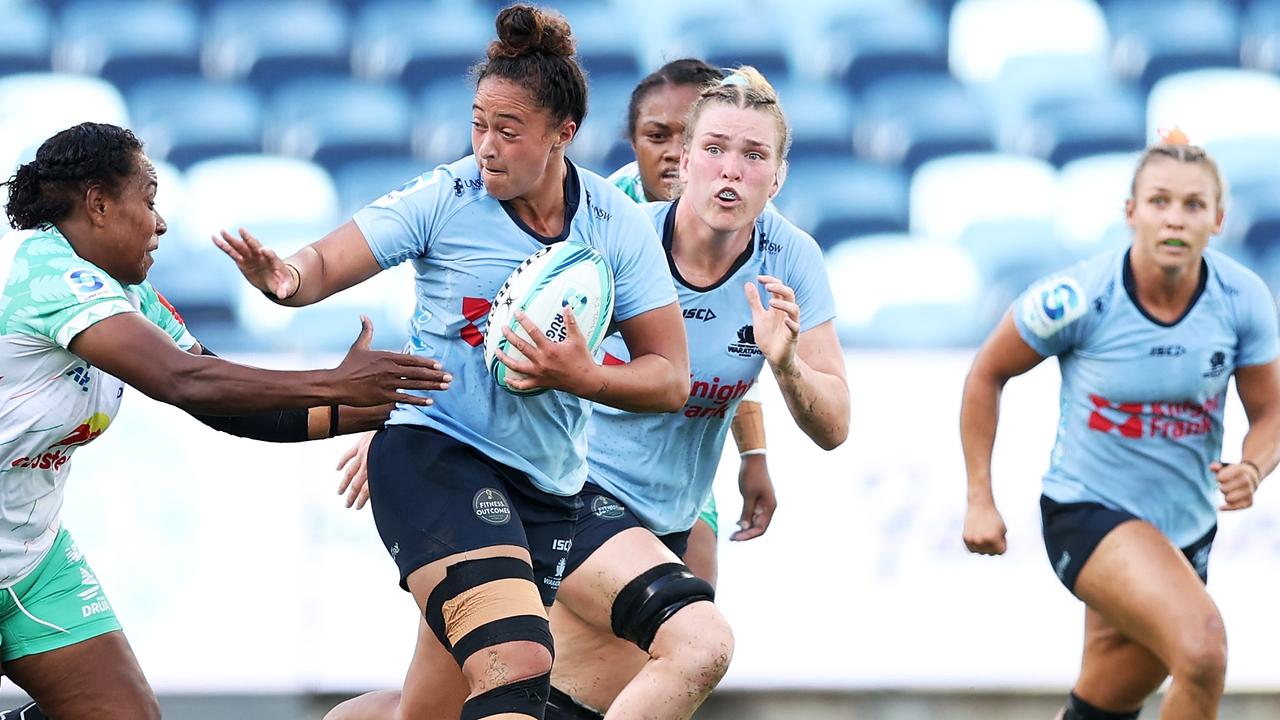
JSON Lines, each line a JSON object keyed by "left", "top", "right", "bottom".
{"left": 62, "top": 268, "right": 111, "bottom": 302}
{"left": 1021, "top": 276, "right": 1087, "bottom": 338}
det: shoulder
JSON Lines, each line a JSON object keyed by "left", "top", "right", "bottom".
{"left": 9, "top": 228, "right": 123, "bottom": 303}
{"left": 757, "top": 205, "right": 824, "bottom": 273}
{"left": 579, "top": 167, "right": 654, "bottom": 231}
{"left": 606, "top": 161, "right": 640, "bottom": 185}
{"left": 1205, "top": 248, "right": 1276, "bottom": 318}
{"left": 1017, "top": 250, "right": 1119, "bottom": 340}
{"left": 367, "top": 156, "right": 488, "bottom": 213}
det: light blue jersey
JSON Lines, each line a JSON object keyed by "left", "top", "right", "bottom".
{"left": 586, "top": 201, "right": 836, "bottom": 534}
{"left": 1014, "top": 248, "right": 1280, "bottom": 546}
{"left": 353, "top": 157, "right": 677, "bottom": 496}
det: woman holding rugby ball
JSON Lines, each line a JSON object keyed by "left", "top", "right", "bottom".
{"left": 961, "top": 134, "right": 1280, "bottom": 720}
{"left": 218, "top": 6, "right": 689, "bottom": 719}
{"left": 335, "top": 65, "right": 849, "bottom": 720}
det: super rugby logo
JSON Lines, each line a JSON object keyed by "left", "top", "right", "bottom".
{"left": 1021, "top": 277, "right": 1086, "bottom": 339}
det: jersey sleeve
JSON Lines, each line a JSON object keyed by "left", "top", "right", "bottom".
{"left": 1012, "top": 264, "right": 1094, "bottom": 357}
{"left": 605, "top": 200, "right": 678, "bottom": 322}
{"left": 135, "top": 282, "right": 197, "bottom": 351}
{"left": 1233, "top": 271, "right": 1280, "bottom": 368}
{"left": 352, "top": 165, "right": 455, "bottom": 269}
{"left": 7, "top": 254, "right": 136, "bottom": 349}
{"left": 781, "top": 226, "right": 836, "bottom": 332}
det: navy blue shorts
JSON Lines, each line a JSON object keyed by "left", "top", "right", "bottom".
{"left": 1041, "top": 495, "right": 1217, "bottom": 596}
{"left": 366, "top": 424, "right": 578, "bottom": 606}
{"left": 562, "top": 482, "right": 691, "bottom": 580}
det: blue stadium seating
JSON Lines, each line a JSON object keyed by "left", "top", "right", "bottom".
{"left": 1106, "top": 0, "right": 1241, "bottom": 90}
{"left": 557, "top": 4, "right": 643, "bottom": 79}
{"left": 775, "top": 159, "right": 908, "bottom": 249}
{"left": 1242, "top": 1, "right": 1280, "bottom": 72}
{"left": 1054, "top": 152, "right": 1138, "bottom": 250}
{"left": 826, "top": 4, "right": 948, "bottom": 94}
{"left": 203, "top": 1, "right": 350, "bottom": 92}
{"left": 776, "top": 80, "right": 858, "bottom": 160}
{"left": 1147, "top": 69, "right": 1280, "bottom": 148}
{"left": 58, "top": 0, "right": 201, "bottom": 91}
{"left": 128, "top": 78, "right": 263, "bottom": 168}
{"left": 352, "top": 1, "right": 488, "bottom": 92}
{"left": 0, "top": 4, "right": 51, "bottom": 75}
{"left": 0, "top": 73, "right": 130, "bottom": 179}
{"left": 333, "top": 156, "right": 428, "bottom": 219}
{"left": 1022, "top": 89, "right": 1146, "bottom": 166}
{"left": 266, "top": 78, "right": 413, "bottom": 173}
{"left": 855, "top": 73, "right": 995, "bottom": 172}
{"left": 569, "top": 72, "right": 634, "bottom": 177}
{"left": 415, "top": 79, "right": 481, "bottom": 165}
{"left": 909, "top": 153, "right": 1057, "bottom": 242}
{"left": 675, "top": 6, "right": 792, "bottom": 80}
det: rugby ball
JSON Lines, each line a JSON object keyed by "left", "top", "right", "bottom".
{"left": 484, "top": 241, "right": 615, "bottom": 395}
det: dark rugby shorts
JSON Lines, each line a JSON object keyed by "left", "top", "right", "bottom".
{"left": 562, "top": 482, "right": 691, "bottom": 580}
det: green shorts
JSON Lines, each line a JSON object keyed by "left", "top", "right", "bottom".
{"left": 697, "top": 493, "right": 718, "bottom": 536}
{"left": 0, "top": 527, "right": 122, "bottom": 662}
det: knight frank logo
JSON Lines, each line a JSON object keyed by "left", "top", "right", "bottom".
{"left": 727, "top": 325, "right": 761, "bottom": 358}
{"left": 1087, "top": 394, "right": 1218, "bottom": 439}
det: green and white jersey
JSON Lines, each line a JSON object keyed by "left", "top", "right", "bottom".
{"left": 607, "top": 161, "right": 647, "bottom": 203}
{"left": 0, "top": 227, "right": 194, "bottom": 587}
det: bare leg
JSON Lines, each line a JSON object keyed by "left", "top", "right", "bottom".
{"left": 5, "top": 631, "right": 159, "bottom": 720}
{"left": 682, "top": 519, "right": 718, "bottom": 588}
{"left": 1074, "top": 521, "right": 1226, "bottom": 720}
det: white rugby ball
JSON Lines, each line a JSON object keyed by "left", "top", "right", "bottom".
{"left": 484, "top": 241, "right": 615, "bottom": 395}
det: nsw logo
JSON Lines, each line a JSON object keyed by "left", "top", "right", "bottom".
{"left": 726, "top": 324, "right": 761, "bottom": 358}
{"left": 473, "top": 488, "right": 512, "bottom": 525}
{"left": 591, "top": 495, "right": 626, "bottom": 519}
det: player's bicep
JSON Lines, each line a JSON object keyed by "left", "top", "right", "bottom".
{"left": 973, "top": 311, "right": 1048, "bottom": 383}
{"left": 302, "top": 220, "right": 385, "bottom": 295}
{"left": 616, "top": 301, "right": 688, "bottom": 376}
{"left": 68, "top": 312, "right": 200, "bottom": 403}
{"left": 1234, "top": 359, "right": 1280, "bottom": 425}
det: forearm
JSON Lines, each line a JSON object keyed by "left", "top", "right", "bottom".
{"left": 773, "top": 357, "right": 848, "bottom": 451}
{"left": 277, "top": 245, "right": 328, "bottom": 307}
{"left": 1240, "top": 416, "right": 1280, "bottom": 481}
{"left": 157, "top": 355, "right": 337, "bottom": 414}
{"left": 575, "top": 354, "right": 688, "bottom": 413}
{"left": 731, "top": 401, "right": 767, "bottom": 453}
{"left": 960, "top": 371, "right": 1003, "bottom": 505}
{"left": 329, "top": 403, "right": 394, "bottom": 435}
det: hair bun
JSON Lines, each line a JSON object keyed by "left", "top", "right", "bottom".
{"left": 1159, "top": 126, "right": 1191, "bottom": 145}
{"left": 490, "top": 4, "right": 575, "bottom": 60}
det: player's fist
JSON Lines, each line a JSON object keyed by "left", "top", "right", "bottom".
{"left": 963, "top": 501, "right": 1008, "bottom": 555}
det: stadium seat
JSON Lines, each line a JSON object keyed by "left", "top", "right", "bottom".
{"left": 415, "top": 80, "right": 478, "bottom": 165}
{"left": 909, "top": 153, "right": 1057, "bottom": 242}
{"left": 1222, "top": 177, "right": 1280, "bottom": 254}
{"left": 854, "top": 73, "right": 995, "bottom": 172}
{"left": 557, "top": 4, "right": 643, "bottom": 79}
{"left": 1147, "top": 69, "right": 1280, "bottom": 147}
{"left": 0, "top": 3, "right": 51, "bottom": 75}
{"left": 144, "top": 159, "right": 239, "bottom": 314}
{"left": 266, "top": 78, "right": 413, "bottom": 173}
{"left": 1019, "top": 89, "right": 1146, "bottom": 166}
{"left": 948, "top": 0, "right": 1109, "bottom": 85}
{"left": 184, "top": 155, "right": 344, "bottom": 342}
{"left": 775, "top": 80, "right": 858, "bottom": 160}
{"left": 333, "top": 156, "right": 430, "bottom": 219}
{"left": 128, "top": 78, "right": 263, "bottom": 168}
{"left": 674, "top": 6, "right": 793, "bottom": 80}
{"left": 568, "top": 73, "right": 635, "bottom": 177}
{"left": 1241, "top": 1, "right": 1280, "bottom": 72}
{"left": 825, "top": 4, "right": 948, "bottom": 93}
{"left": 1106, "top": 0, "right": 1241, "bottom": 90}
{"left": 0, "top": 74, "right": 129, "bottom": 179}
{"left": 958, "top": 218, "right": 1074, "bottom": 308}
{"left": 203, "top": 1, "right": 350, "bottom": 92}
{"left": 774, "top": 159, "right": 908, "bottom": 249}
{"left": 1054, "top": 152, "right": 1139, "bottom": 250}
{"left": 824, "top": 234, "right": 986, "bottom": 347}
{"left": 56, "top": 0, "right": 200, "bottom": 91}
{"left": 352, "top": 1, "right": 489, "bottom": 92}
{"left": 1207, "top": 137, "right": 1280, "bottom": 193}
{"left": 984, "top": 54, "right": 1114, "bottom": 149}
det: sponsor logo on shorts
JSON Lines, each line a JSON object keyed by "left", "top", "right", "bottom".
{"left": 555, "top": 558, "right": 566, "bottom": 578}
{"left": 389, "top": 542, "right": 400, "bottom": 559}
{"left": 473, "top": 488, "right": 512, "bottom": 525}
{"left": 1191, "top": 544, "right": 1211, "bottom": 578}
{"left": 591, "top": 495, "right": 626, "bottom": 519}
{"left": 78, "top": 567, "right": 111, "bottom": 618}
{"left": 65, "top": 542, "right": 83, "bottom": 564}
{"left": 1054, "top": 551, "right": 1072, "bottom": 581}
{"left": 726, "top": 325, "right": 761, "bottom": 358}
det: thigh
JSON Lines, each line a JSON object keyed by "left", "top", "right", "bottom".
{"left": 682, "top": 518, "right": 717, "bottom": 587}
{"left": 548, "top": 601, "right": 646, "bottom": 714}
{"left": 1074, "top": 520, "right": 1222, "bottom": 670}
{"left": 1075, "top": 607, "right": 1168, "bottom": 712}
{"left": 5, "top": 631, "right": 157, "bottom": 720}
{"left": 557, "top": 526, "right": 684, "bottom": 631}
{"left": 396, "top": 616, "right": 471, "bottom": 720}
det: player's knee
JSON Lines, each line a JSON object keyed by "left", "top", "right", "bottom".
{"left": 424, "top": 556, "right": 555, "bottom": 685}
{"left": 610, "top": 562, "right": 716, "bottom": 653}
{"left": 1171, "top": 617, "right": 1227, "bottom": 689}
{"left": 650, "top": 602, "right": 734, "bottom": 689}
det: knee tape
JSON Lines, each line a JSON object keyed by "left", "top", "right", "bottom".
{"left": 546, "top": 686, "right": 603, "bottom": 720}
{"left": 610, "top": 562, "right": 715, "bottom": 653}
{"left": 460, "top": 672, "right": 550, "bottom": 720}
{"left": 1063, "top": 692, "right": 1141, "bottom": 720}
{"left": 425, "top": 556, "right": 553, "bottom": 667}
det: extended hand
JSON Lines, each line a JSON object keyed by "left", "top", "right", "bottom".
{"left": 213, "top": 227, "right": 297, "bottom": 300}
{"left": 744, "top": 275, "right": 801, "bottom": 372}
{"left": 333, "top": 316, "right": 452, "bottom": 407}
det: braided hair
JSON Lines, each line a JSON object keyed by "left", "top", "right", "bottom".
{"left": 3, "top": 123, "right": 143, "bottom": 230}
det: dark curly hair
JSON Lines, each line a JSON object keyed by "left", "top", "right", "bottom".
{"left": 472, "top": 4, "right": 588, "bottom": 129}
{"left": 3, "top": 122, "right": 143, "bottom": 230}
{"left": 626, "top": 58, "right": 723, "bottom": 141}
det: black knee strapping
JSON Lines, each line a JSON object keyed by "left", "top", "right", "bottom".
{"left": 1063, "top": 692, "right": 1141, "bottom": 720}
{"left": 546, "top": 686, "right": 603, "bottom": 720}
{"left": 460, "top": 672, "right": 550, "bottom": 720}
{"left": 425, "top": 556, "right": 554, "bottom": 667}
{"left": 610, "top": 562, "right": 715, "bottom": 653}
{"left": 0, "top": 702, "right": 48, "bottom": 719}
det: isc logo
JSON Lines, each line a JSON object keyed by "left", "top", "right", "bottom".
{"left": 683, "top": 308, "right": 717, "bottom": 322}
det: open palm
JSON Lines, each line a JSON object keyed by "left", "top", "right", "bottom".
{"left": 744, "top": 274, "right": 801, "bottom": 370}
